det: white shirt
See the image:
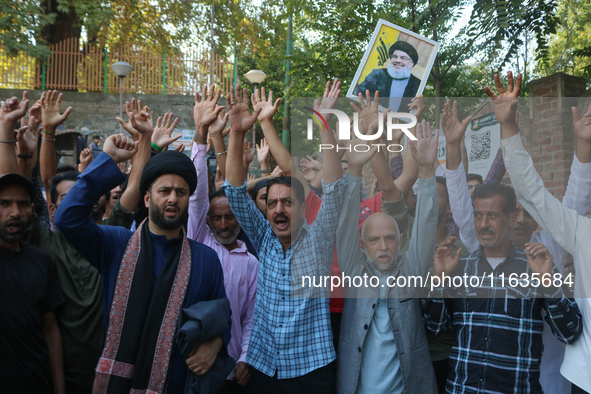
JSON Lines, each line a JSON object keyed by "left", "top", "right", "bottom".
{"left": 446, "top": 148, "right": 591, "bottom": 393}
{"left": 503, "top": 133, "right": 591, "bottom": 392}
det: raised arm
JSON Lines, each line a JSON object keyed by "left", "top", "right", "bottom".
{"left": 573, "top": 102, "right": 591, "bottom": 164}
{"left": 39, "top": 91, "right": 72, "bottom": 203}
{"left": 314, "top": 79, "right": 343, "bottom": 183}
{"left": 0, "top": 92, "right": 29, "bottom": 174}
{"left": 256, "top": 137, "right": 270, "bottom": 174}
{"left": 352, "top": 90, "right": 402, "bottom": 202}
{"left": 223, "top": 85, "right": 269, "bottom": 248}
{"left": 251, "top": 88, "right": 287, "bottom": 173}
{"left": 227, "top": 86, "right": 261, "bottom": 187}
{"left": 337, "top": 141, "right": 378, "bottom": 275}
{"left": 118, "top": 100, "right": 156, "bottom": 213}
{"left": 442, "top": 99, "right": 479, "bottom": 252}
{"left": 188, "top": 139, "right": 211, "bottom": 242}
{"left": 406, "top": 120, "right": 439, "bottom": 277}
{"left": 208, "top": 110, "right": 230, "bottom": 180}
{"left": 54, "top": 135, "right": 138, "bottom": 268}
{"left": 562, "top": 102, "right": 591, "bottom": 213}
{"left": 16, "top": 117, "right": 41, "bottom": 179}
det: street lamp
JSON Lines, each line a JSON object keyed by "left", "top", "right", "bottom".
{"left": 244, "top": 70, "right": 267, "bottom": 145}
{"left": 111, "top": 61, "right": 133, "bottom": 132}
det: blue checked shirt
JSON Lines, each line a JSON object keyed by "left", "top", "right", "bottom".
{"left": 425, "top": 246, "right": 582, "bottom": 393}
{"left": 223, "top": 176, "right": 346, "bottom": 378}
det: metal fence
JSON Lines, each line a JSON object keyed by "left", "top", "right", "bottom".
{"left": 0, "top": 37, "right": 233, "bottom": 95}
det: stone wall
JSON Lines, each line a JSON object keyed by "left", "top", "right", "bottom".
{"left": 0, "top": 89, "right": 204, "bottom": 135}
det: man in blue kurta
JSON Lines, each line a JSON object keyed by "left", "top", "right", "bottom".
{"left": 55, "top": 134, "right": 228, "bottom": 393}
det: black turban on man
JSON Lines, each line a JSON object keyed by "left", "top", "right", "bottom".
{"left": 139, "top": 150, "right": 198, "bottom": 196}
{"left": 389, "top": 41, "right": 419, "bottom": 66}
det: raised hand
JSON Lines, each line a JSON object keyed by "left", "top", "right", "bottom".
{"left": 408, "top": 120, "right": 439, "bottom": 168}
{"left": 251, "top": 87, "right": 281, "bottom": 122}
{"left": 194, "top": 84, "right": 223, "bottom": 130}
{"left": 572, "top": 101, "right": 591, "bottom": 142}
{"left": 256, "top": 138, "right": 270, "bottom": 167}
{"left": 272, "top": 165, "right": 283, "bottom": 176}
{"left": 152, "top": 113, "right": 180, "bottom": 150}
{"left": 103, "top": 134, "right": 139, "bottom": 164}
{"left": 209, "top": 109, "right": 230, "bottom": 140}
{"left": 314, "top": 79, "right": 341, "bottom": 113}
{"left": 525, "top": 242, "right": 553, "bottom": 276}
{"left": 40, "top": 90, "right": 72, "bottom": 131}
{"left": 300, "top": 155, "right": 323, "bottom": 172}
{"left": 346, "top": 138, "right": 378, "bottom": 176}
{"left": 408, "top": 94, "right": 425, "bottom": 119}
{"left": 228, "top": 85, "right": 261, "bottom": 134}
{"left": 441, "top": 99, "right": 472, "bottom": 145}
{"left": 16, "top": 116, "right": 41, "bottom": 156}
{"left": 29, "top": 98, "right": 42, "bottom": 122}
{"left": 79, "top": 148, "right": 93, "bottom": 172}
{"left": 484, "top": 71, "right": 522, "bottom": 125}
{"left": 350, "top": 89, "right": 381, "bottom": 135}
{"left": 433, "top": 237, "right": 462, "bottom": 278}
{"left": 116, "top": 98, "right": 153, "bottom": 139}
{"left": 0, "top": 92, "right": 29, "bottom": 127}
{"left": 242, "top": 140, "right": 255, "bottom": 167}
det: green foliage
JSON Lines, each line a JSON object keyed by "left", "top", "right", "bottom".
{"left": 537, "top": 0, "right": 591, "bottom": 80}
{"left": 0, "top": 1, "right": 53, "bottom": 59}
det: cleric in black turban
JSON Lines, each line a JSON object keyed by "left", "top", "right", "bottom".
{"left": 139, "top": 150, "right": 198, "bottom": 196}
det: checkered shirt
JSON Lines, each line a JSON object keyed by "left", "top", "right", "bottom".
{"left": 223, "top": 176, "right": 346, "bottom": 379}
{"left": 484, "top": 147, "right": 506, "bottom": 184}
{"left": 425, "top": 246, "right": 582, "bottom": 393}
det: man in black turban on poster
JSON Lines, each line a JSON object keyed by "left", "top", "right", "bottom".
{"left": 55, "top": 134, "right": 229, "bottom": 394}
{"left": 355, "top": 41, "right": 420, "bottom": 110}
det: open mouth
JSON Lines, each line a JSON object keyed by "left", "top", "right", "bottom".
{"left": 5, "top": 221, "right": 23, "bottom": 233}
{"left": 274, "top": 216, "right": 289, "bottom": 231}
{"left": 164, "top": 206, "right": 179, "bottom": 217}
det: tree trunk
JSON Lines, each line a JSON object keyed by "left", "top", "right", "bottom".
{"left": 41, "top": 0, "right": 82, "bottom": 90}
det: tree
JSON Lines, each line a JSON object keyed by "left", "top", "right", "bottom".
{"left": 537, "top": 0, "right": 591, "bottom": 80}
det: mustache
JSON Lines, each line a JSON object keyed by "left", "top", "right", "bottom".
{"left": 376, "top": 251, "right": 393, "bottom": 259}
{"left": 274, "top": 214, "right": 289, "bottom": 222}
{"left": 5, "top": 219, "right": 25, "bottom": 227}
{"left": 479, "top": 228, "right": 496, "bottom": 235}
{"left": 512, "top": 223, "right": 529, "bottom": 232}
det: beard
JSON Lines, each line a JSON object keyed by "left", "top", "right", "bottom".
{"left": 150, "top": 201, "right": 188, "bottom": 230}
{"left": 364, "top": 249, "right": 398, "bottom": 273}
{"left": 0, "top": 216, "right": 32, "bottom": 243}
{"left": 387, "top": 62, "right": 412, "bottom": 80}
{"left": 212, "top": 225, "right": 241, "bottom": 246}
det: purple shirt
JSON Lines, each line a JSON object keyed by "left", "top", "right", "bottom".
{"left": 188, "top": 142, "right": 258, "bottom": 374}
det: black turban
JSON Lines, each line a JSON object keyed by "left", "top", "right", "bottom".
{"left": 139, "top": 150, "right": 197, "bottom": 196}
{"left": 251, "top": 179, "right": 271, "bottom": 200}
{"left": 388, "top": 41, "right": 418, "bottom": 66}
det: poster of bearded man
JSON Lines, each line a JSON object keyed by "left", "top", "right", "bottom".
{"left": 348, "top": 19, "right": 439, "bottom": 112}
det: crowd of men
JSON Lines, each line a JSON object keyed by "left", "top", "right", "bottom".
{"left": 0, "top": 69, "right": 590, "bottom": 394}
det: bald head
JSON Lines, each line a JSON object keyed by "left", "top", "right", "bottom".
{"left": 361, "top": 213, "right": 401, "bottom": 273}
